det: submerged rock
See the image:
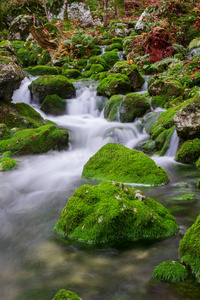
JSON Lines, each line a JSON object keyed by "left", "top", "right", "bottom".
{"left": 28, "top": 75, "right": 75, "bottom": 102}
{"left": 82, "top": 143, "right": 169, "bottom": 185}
{"left": 52, "top": 289, "right": 81, "bottom": 300}
{"left": 179, "top": 214, "right": 200, "bottom": 280}
{"left": 55, "top": 181, "right": 178, "bottom": 244}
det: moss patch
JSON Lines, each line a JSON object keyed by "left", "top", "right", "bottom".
{"left": 82, "top": 143, "right": 169, "bottom": 185}
{"left": 24, "top": 66, "right": 61, "bottom": 76}
{"left": 55, "top": 181, "right": 178, "bottom": 244}
{"left": 179, "top": 215, "right": 200, "bottom": 281}
{"left": 52, "top": 289, "right": 81, "bottom": 300}
{"left": 40, "top": 95, "right": 66, "bottom": 115}
{"left": 175, "top": 139, "right": 200, "bottom": 164}
{"left": 153, "top": 260, "right": 188, "bottom": 283}
{"left": 97, "top": 73, "right": 131, "bottom": 97}
{"left": 0, "top": 157, "right": 18, "bottom": 171}
{"left": 104, "top": 95, "right": 122, "bottom": 121}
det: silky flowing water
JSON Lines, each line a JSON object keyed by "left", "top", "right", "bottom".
{"left": 1, "top": 78, "right": 200, "bottom": 300}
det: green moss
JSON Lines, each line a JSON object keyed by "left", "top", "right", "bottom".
{"left": 0, "top": 101, "right": 44, "bottom": 129}
{"left": 38, "top": 50, "right": 51, "bottom": 65}
{"left": 153, "top": 260, "right": 188, "bottom": 283}
{"left": 97, "top": 73, "right": 131, "bottom": 97}
{"left": 89, "top": 56, "right": 108, "bottom": 69}
{"left": 55, "top": 181, "right": 178, "bottom": 244}
{"left": 120, "top": 93, "right": 150, "bottom": 123}
{"left": 0, "top": 123, "right": 11, "bottom": 140}
{"left": 91, "top": 47, "right": 102, "bottom": 56}
{"left": 106, "top": 43, "right": 123, "bottom": 52}
{"left": 167, "top": 193, "right": 197, "bottom": 204}
{"left": 102, "top": 51, "right": 119, "bottom": 67}
{"left": 155, "top": 126, "right": 175, "bottom": 156}
{"left": 82, "top": 143, "right": 169, "bottom": 185}
{"left": 179, "top": 215, "right": 200, "bottom": 280}
{"left": 104, "top": 95, "right": 122, "bottom": 121}
{"left": 0, "top": 157, "right": 18, "bottom": 171}
{"left": 175, "top": 139, "right": 200, "bottom": 164}
{"left": 110, "top": 61, "right": 145, "bottom": 90}
{"left": 40, "top": 95, "right": 66, "bottom": 115}
{"left": 62, "top": 69, "right": 82, "bottom": 79}
{"left": 111, "top": 38, "right": 123, "bottom": 44}
{"left": 29, "top": 75, "right": 75, "bottom": 102}
{"left": 0, "top": 124, "right": 68, "bottom": 155}
{"left": 142, "top": 139, "right": 156, "bottom": 154}
{"left": 24, "top": 66, "right": 60, "bottom": 76}
{"left": 90, "top": 64, "right": 105, "bottom": 74}
{"left": 151, "top": 95, "right": 167, "bottom": 108}
{"left": 52, "top": 289, "right": 81, "bottom": 300}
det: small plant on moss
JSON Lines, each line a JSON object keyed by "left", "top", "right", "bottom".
{"left": 153, "top": 260, "right": 188, "bottom": 283}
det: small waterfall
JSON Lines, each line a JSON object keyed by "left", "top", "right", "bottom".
{"left": 165, "top": 130, "right": 179, "bottom": 157}
{"left": 12, "top": 77, "right": 33, "bottom": 104}
{"left": 117, "top": 51, "right": 124, "bottom": 60}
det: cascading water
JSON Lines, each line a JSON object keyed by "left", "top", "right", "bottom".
{"left": 165, "top": 130, "right": 179, "bottom": 157}
{"left": 1, "top": 76, "right": 200, "bottom": 300}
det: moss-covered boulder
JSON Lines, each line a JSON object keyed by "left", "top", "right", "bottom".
{"left": 89, "top": 56, "right": 108, "bottom": 69}
{"left": 106, "top": 43, "right": 123, "bottom": 52}
{"left": 0, "top": 101, "right": 44, "bottom": 129}
{"left": 62, "top": 69, "right": 82, "bottom": 79}
{"left": 52, "top": 289, "right": 81, "bottom": 300}
{"left": 0, "top": 124, "right": 69, "bottom": 155}
{"left": 120, "top": 93, "right": 150, "bottom": 122}
{"left": 153, "top": 260, "right": 188, "bottom": 283}
{"left": 102, "top": 51, "right": 119, "bottom": 67}
{"left": 175, "top": 138, "right": 200, "bottom": 164}
{"left": 55, "top": 181, "right": 178, "bottom": 244}
{"left": 40, "top": 95, "right": 66, "bottom": 115}
{"left": 28, "top": 75, "right": 75, "bottom": 102}
{"left": 82, "top": 143, "right": 169, "bottom": 185}
{"left": 104, "top": 95, "right": 122, "bottom": 121}
{"left": 148, "top": 79, "right": 184, "bottom": 108}
{"left": 24, "top": 66, "right": 61, "bottom": 76}
{"left": 0, "top": 123, "right": 11, "bottom": 140}
{"left": 110, "top": 61, "right": 145, "bottom": 90}
{"left": 179, "top": 214, "right": 200, "bottom": 280}
{"left": 0, "top": 157, "right": 18, "bottom": 171}
{"left": 0, "top": 44, "right": 25, "bottom": 101}
{"left": 97, "top": 74, "right": 131, "bottom": 97}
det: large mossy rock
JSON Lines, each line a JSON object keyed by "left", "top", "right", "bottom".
{"left": 24, "top": 66, "right": 61, "bottom": 76}
{"left": 179, "top": 214, "right": 200, "bottom": 280}
{"left": 28, "top": 75, "right": 75, "bottom": 102}
{"left": 0, "top": 101, "right": 44, "bottom": 129}
{"left": 102, "top": 51, "right": 119, "bottom": 67}
{"left": 0, "top": 44, "right": 25, "bottom": 101}
{"left": 174, "top": 94, "right": 200, "bottom": 140}
{"left": 52, "top": 289, "right": 81, "bottom": 300}
{"left": 8, "top": 15, "right": 33, "bottom": 41}
{"left": 82, "top": 143, "right": 169, "bottom": 185}
{"left": 0, "top": 124, "right": 68, "bottom": 155}
{"left": 97, "top": 74, "right": 131, "bottom": 97}
{"left": 62, "top": 68, "right": 82, "bottom": 79}
{"left": 110, "top": 61, "right": 145, "bottom": 90}
{"left": 120, "top": 93, "right": 150, "bottom": 122}
{"left": 55, "top": 181, "right": 178, "bottom": 244}
{"left": 175, "top": 138, "right": 200, "bottom": 164}
{"left": 40, "top": 95, "right": 66, "bottom": 115}
{"left": 148, "top": 79, "right": 184, "bottom": 108}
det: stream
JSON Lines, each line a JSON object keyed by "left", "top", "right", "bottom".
{"left": 1, "top": 77, "right": 200, "bottom": 300}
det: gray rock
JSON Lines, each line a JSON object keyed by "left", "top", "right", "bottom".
{"left": 68, "top": 2, "right": 93, "bottom": 27}
{"left": 8, "top": 15, "right": 33, "bottom": 41}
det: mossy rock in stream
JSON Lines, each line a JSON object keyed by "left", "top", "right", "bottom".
{"left": 52, "top": 289, "right": 81, "bottom": 300}
{"left": 97, "top": 74, "right": 131, "bottom": 97}
{"left": 0, "top": 101, "right": 44, "bottom": 129}
{"left": 55, "top": 181, "right": 178, "bottom": 244}
{"left": 153, "top": 260, "right": 188, "bottom": 283}
{"left": 175, "top": 139, "right": 200, "bottom": 164}
{"left": 0, "top": 157, "right": 18, "bottom": 171}
{"left": 104, "top": 95, "right": 122, "bottom": 121}
{"left": 0, "top": 124, "right": 69, "bottom": 155}
{"left": 24, "top": 66, "right": 61, "bottom": 76}
{"left": 120, "top": 93, "right": 150, "bottom": 123}
{"left": 28, "top": 75, "right": 75, "bottom": 102}
{"left": 102, "top": 51, "right": 119, "bottom": 67}
{"left": 62, "top": 68, "right": 82, "bottom": 79}
{"left": 110, "top": 61, "right": 145, "bottom": 90}
{"left": 179, "top": 214, "right": 200, "bottom": 281}
{"left": 82, "top": 143, "right": 169, "bottom": 185}
{"left": 40, "top": 95, "right": 66, "bottom": 115}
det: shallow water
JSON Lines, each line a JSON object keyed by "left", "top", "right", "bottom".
{"left": 1, "top": 79, "right": 200, "bottom": 300}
